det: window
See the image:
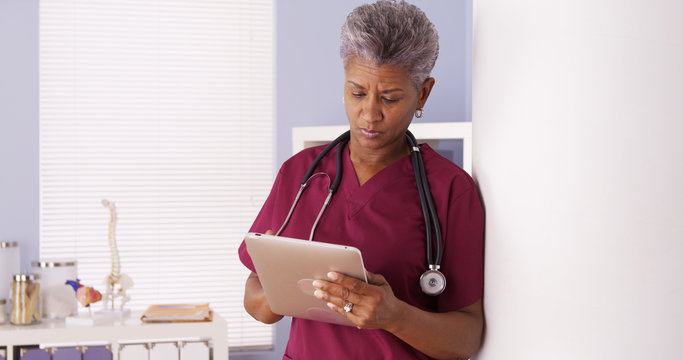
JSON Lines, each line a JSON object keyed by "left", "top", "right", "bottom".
{"left": 39, "top": 0, "right": 274, "bottom": 348}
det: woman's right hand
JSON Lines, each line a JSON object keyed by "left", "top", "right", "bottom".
{"left": 243, "top": 230, "right": 284, "bottom": 324}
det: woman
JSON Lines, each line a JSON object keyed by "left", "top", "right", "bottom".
{"left": 238, "top": 1, "right": 483, "bottom": 359}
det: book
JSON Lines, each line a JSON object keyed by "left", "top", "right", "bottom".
{"left": 141, "top": 303, "right": 212, "bottom": 323}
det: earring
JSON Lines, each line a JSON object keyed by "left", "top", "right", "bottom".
{"left": 342, "top": 96, "right": 345, "bottom": 104}
{"left": 415, "top": 108, "right": 424, "bottom": 118}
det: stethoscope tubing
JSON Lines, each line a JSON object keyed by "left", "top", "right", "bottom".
{"left": 276, "top": 131, "right": 349, "bottom": 239}
{"left": 275, "top": 130, "right": 445, "bottom": 295}
{"left": 406, "top": 131, "right": 443, "bottom": 268}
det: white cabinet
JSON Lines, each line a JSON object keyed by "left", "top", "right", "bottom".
{"left": 0, "top": 312, "right": 227, "bottom": 360}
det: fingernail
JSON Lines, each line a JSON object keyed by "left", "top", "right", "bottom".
{"left": 312, "top": 280, "right": 322, "bottom": 288}
{"left": 314, "top": 290, "right": 324, "bottom": 299}
{"left": 327, "top": 272, "right": 338, "bottom": 281}
{"left": 326, "top": 302, "right": 335, "bottom": 310}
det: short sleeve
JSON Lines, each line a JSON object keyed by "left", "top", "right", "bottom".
{"left": 237, "top": 167, "right": 287, "bottom": 273}
{"left": 237, "top": 147, "right": 321, "bottom": 275}
{"left": 437, "top": 185, "right": 484, "bottom": 311}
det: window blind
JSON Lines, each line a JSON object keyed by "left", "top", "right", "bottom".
{"left": 39, "top": 0, "right": 274, "bottom": 349}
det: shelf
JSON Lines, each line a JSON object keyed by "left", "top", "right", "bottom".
{"left": 0, "top": 311, "right": 228, "bottom": 359}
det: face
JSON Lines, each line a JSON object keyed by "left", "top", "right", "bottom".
{"left": 343, "top": 60, "right": 434, "bottom": 157}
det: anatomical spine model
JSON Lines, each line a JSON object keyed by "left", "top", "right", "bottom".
{"left": 101, "top": 199, "right": 134, "bottom": 311}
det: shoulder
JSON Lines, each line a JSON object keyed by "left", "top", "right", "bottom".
{"left": 278, "top": 144, "right": 328, "bottom": 176}
{"left": 420, "top": 143, "right": 476, "bottom": 199}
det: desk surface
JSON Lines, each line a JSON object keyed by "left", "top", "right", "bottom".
{"left": 0, "top": 311, "right": 228, "bottom": 359}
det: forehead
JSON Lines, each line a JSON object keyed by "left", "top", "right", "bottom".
{"left": 344, "top": 60, "right": 412, "bottom": 88}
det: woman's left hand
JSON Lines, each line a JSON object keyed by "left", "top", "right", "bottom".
{"left": 312, "top": 271, "right": 405, "bottom": 330}
{"left": 314, "top": 270, "right": 484, "bottom": 359}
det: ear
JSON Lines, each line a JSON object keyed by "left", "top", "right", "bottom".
{"left": 417, "top": 77, "right": 436, "bottom": 109}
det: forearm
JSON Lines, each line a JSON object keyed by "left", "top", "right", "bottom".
{"left": 388, "top": 300, "right": 483, "bottom": 360}
{"left": 243, "top": 272, "right": 283, "bottom": 324}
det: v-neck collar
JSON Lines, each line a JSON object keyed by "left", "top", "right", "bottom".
{"left": 340, "top": 145, "right": 414, "bottom": 217}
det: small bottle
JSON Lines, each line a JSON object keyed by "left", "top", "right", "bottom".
{"left": 10, "top": 274, "right": 41, "bottom": 325}
{"left": 0, "top": 298, "right": 6, "bottom": 324}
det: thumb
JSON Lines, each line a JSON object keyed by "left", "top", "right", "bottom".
{"left": 365, "top": 270, "right": 388, "bottom": 286}
{"left": 265, "top": 229, "right": 274, "bottom": 235}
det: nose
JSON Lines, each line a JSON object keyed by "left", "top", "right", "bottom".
{"left": 360, "top": 97, "right": 383, "bottom": 123}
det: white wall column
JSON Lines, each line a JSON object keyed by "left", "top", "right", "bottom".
{"left": 472, "top": 1, "right": 683, "bottom": 358}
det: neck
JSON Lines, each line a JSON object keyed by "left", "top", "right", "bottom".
{"left": 348, "top": 135, "right": 410, "bottom": 185}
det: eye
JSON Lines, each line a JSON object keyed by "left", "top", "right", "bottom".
{"left": 351, "top": 92, "right": 365, "bottom": 98}
{"left": 382, "top": 97, "right": 399, "bottom": 104}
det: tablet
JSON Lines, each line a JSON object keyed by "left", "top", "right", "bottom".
{"left": 244, "top": 232, "right": 367, "bottom": 326}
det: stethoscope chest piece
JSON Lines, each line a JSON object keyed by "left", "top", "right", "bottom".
{"left": 420, "top": 268, "right": 446, "bottom": 296}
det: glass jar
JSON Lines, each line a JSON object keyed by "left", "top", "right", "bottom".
{"left": 10, "top": 273, "right": 41, "bottom": 325}
{"left": 31, "top": 260, "right": 78, "bottom": 319}
{"left": 0, "top": 242, "right": 20, "bottom": 303}
{"left": 0, "top": 298, "right": 6, "bottom": 324}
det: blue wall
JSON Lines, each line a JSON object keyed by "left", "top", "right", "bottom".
{"left": 0, "top": 0, "right": 39, "bottom": 272}
{"left": 276, "top": 0, "right": 472, "bottom": 167}
{"left": 0, "top": 0, "right": 471, "bottom": 271}
{"left": 0, "top": 1, "right": 470, "bottom": 358}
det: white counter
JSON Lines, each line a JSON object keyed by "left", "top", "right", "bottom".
{"left": 0, "top": 311, "right": 227, "bottom": 359}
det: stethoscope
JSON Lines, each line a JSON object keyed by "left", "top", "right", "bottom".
{"left": 275, "top": 130, "right": 446, "bottom": 296}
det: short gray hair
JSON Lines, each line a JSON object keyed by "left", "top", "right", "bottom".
{"left": 340, "top": 0, "right": 439, "bottom": 89}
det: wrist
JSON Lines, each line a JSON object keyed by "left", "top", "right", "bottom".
{"left": 385, "top": 298, "right": 411, "bottom": 335}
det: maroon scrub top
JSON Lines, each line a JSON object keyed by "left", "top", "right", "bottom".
{"left": 239, "top": 142, "right": 484, "bottom": 360}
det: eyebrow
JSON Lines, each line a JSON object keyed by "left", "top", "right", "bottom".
{"left": 347, "top": 81, "right": 405, "bottom": 94}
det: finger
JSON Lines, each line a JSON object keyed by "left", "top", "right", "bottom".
{"left": 265, "top": 229, "right": 274, "bottom": 235}
{"left": 326, "top": 299, "right": 364, "bottom": 327}
{"left": 327, "top": 272, "right": 370, "bottom": 295}
{"left": 316, "top": 290, "right": 355, "bottom": 311}
{"left": 326, "top": 300, "right": 371, "bottom": 330}
{"left": 316, "top": 281, "right": 375, "bottom": 330}
{"left": 312, "top": 280, "right": 364, "bottom": 305}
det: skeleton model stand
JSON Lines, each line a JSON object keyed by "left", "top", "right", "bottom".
{"left": 100, "top": 199, "right": 133, "bottom": 315}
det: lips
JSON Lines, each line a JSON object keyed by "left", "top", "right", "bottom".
{"left": 360, "top": 128, "right": 381, "bottom": 139}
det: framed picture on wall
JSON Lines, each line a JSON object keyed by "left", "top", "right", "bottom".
{"left": 292, "top": 122, "right": 472, "bottom": 174}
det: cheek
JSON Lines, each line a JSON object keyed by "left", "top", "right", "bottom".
{"left": 344, "top": 102, "right": 360, "bottom": 120}
{"left": 344, "top": 104, "right": 352, "bottom": 120}
{"left": 393, "top": 95, "right": 419, "bottom": 122}
{"left": 391, "top": 106, "right": 415, "bottom": 124}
